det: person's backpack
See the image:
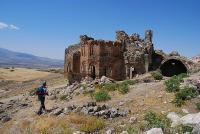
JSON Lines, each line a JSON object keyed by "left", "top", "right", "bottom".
{"left": 36, "top": 86, "right": 45, "bottom": 95}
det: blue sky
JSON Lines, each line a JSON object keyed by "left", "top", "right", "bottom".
{"left": 0, "top": 0, "right": 199, "bottom": 60}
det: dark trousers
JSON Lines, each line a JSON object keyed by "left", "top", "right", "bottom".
{"left": 38, "top": 96, "right": 45, "bottom": 114}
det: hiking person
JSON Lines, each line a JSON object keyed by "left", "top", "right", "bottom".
{"left": 36, "top": 81, "right": 48, "bottom": 115}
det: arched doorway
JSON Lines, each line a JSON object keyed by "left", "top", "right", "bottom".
{"left": 160, "top": 59, "right": 187, "bottom": 77}
{"left": 90, "top": 65, "right": 96, "bottom": 79}
{"left": 149, "top": 53, "right": 164, "bottom": 71}
{"left": 73, "top": 52, "right": 80, "bottom": 73}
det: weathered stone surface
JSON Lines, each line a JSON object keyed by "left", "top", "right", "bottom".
{"left": 167, "top": 112, "right": 181, "bottom": 127}
{"left": 120, "top": 131, "right": 129, "bottom": 134}
{"left": 145, "top": 128, "right": 163, "bottom": 134}
{"left": 129, "top": 116, "right": 137, "bottom": 124}
{"left": 192, "top": 123, "right": 200, "bottom": 134}
{"left": 106, "top": 128, "right": 114, "bottom": 134}
{"left": 52, "top": 108, "right": 63, "bottom": 115}
{"left": 64, "top": 30, "right": 154, "bottom": 83}
{"left": 181, "top": 112, "right": 200, "bottom": 125}
{"left": 169, "top": 51, "right": 180, "bottom": 56}
{"left": 73, "top": 131, "right": 85, "bottom": 134}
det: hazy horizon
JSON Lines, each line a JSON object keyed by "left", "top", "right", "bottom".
{"left": 0, "top": 0, "right": 200, "bottom": 60}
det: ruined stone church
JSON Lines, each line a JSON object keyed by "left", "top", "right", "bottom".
{"left": 64, "top": 30, "right": 191, "bottom": 83}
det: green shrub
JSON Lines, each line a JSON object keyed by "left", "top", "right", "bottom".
{"left": 121, "top": 80, "right": 136, "bottom": 85}
{"left": 99, "top": 80, "right": 136, "bottom": 94}
{"left": 173, "top": 86, "right": 198, "bottom": 107}
{"left": 182, "top": 125, "right": 193, "bottom": 133}
{"left": 60, "top": 94, "right": 69, "bottom": 101}
{"left": 101, "top": 83, "right": 118, "bottom": 91}
{"left": 169, "top": 124, "right": 194, "bottom": 133}
{"left": 125, "top": 125, "right": 139, "bottom": 134}
{"left": 151, "top": 71, "right": 163, "bottom": 80}
{"left": 144, "top": 111, "right": 170, "bottom": 131}
{"left": 196, "top": 102, "right": 200, "bottom": 111}
{"left": 165, "top": 76, "right": 181, "bottom": 92}
{"left": 29, "top": 88, "right": 37, "bottom": 96}
{"left": 94, "top": 90, "right": 111, "bottom": 102}
{"left": 118, "top": 83, "right": 129, "bottom": 94}
{"left": 178, "top": 73, "right": 188, "bottom": 79}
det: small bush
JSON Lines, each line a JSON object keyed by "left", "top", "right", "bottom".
{"left": 10, "top": 69, "right": 15, "bottom": 72}
{"left": 29, "top": 88, "right": 37, "bottom": 96}
{"left": 178, "top": 73, "right": 188, "bottom": 79}
{"left": 60, "top": 94, "right": 69, "bottom": 101}
{"left": 196, "top": 102, "right": 200, "bottom": 111}
{"left": 121, "top": 80, "right": 136, "bottom": 85}
{"left": 125, "top": 125, "right": 139, "bottom": 134}
{"left": 144, "top": 111, "right": 170, "bottom": 131}
{"left": 169, "top": 124, "right": 193, "bottom": 133}
{"left": 151, "top": 71, "right": 163, "bottom": 80}
{"left": 165, "top": 76, "right": 181, "bottom": 92}
{"left": 182, "top": 125, "right": 193, "bottom": 133}
{"left": 94, "top": 90, "right": 110, "bottom": 102}
{"left": 99, "top": 80, "right": 136, "bottom": 94}
{"left": 101, "top": 83, "right": 118, "bottom": 91}
{"left": 173, "top": 86, "right": 198, "bottom": 107}
{"left": 118, "top": 83, "right": 129, "bottom": 94}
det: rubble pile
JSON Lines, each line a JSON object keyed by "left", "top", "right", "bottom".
{"left": 49, "top": 102, "right": 129, "bottom": 119}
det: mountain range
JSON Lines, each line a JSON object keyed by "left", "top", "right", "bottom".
{"left": 0, "top": 48, "right": 63, "bottom": 69}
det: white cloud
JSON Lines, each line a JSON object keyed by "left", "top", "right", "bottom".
{"left": 9, "top": 24, "right": 20, "bottom": 30}
{"left": 0, "top": 22, "right": 20, "bottom": 30}
{"left": 0, "top": 22, "right": 8, "bottom": 29}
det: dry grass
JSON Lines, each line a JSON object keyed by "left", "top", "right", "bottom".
{"left": 69, "top": 113, "right": 105, "bottom": 133}
{"left": 32, "top": 116, "right": 71, "bottom": 134}
{"left": 0, "top": 68, "right": 51, "bottom": 82}
{"left": 0, "top": 116, "right": 72, "bottom": 134}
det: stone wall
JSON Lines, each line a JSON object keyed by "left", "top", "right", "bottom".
{"left": 64, "top": 30, "right": 155, "bottom": 83}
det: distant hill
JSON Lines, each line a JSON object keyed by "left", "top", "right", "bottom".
{"left": 0, "top": 48, "right": 63, "bottom": 69}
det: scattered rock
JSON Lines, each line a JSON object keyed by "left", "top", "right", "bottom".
{"left": 52, "top": 108, "right": 63, "bottom": 115}
{"left": 119, "top": 101, "right": 125, "bottom": 106}
{"left": 182, "top": 109, "right": 189, "bottom": 114}
{"left": 106, "top": 128, "right": 114, "bottom": 134}
{"left": 120, "top": 131, "right": 129, "bottom": 134}
{"left": 1, "top": 115, "right": 12, "bottom": 123}
{"left": 129, "top": 116, "right": 137, "bottom": 124}
{"left": 192, "top": 123, "right": 200, "bottom": 134}
{"left": 167, "top": 112, "right": 181, "bottom": 127}
{"left": 73, "top": 131, "right": 85, "bottom": 134}
{"left": 81, "top": 107, "right": 89, "bottom": 115}
{"left": 145, "top": 128, "right": 163, "bottom": 134}
{"left": 181, "top": 112, "right": 200, "bottom": 125}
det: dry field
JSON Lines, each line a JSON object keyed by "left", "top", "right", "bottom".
{"left": 0, "top": 68, "right": 51, "bottom": 82}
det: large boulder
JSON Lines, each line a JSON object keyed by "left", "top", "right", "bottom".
{"left": 144, "top": 128, "right": 163, "bottom": 134}
{"left": 192, "top": 123, "right": 200, "bottom": 134}
{"left": 100, "top": 76, "right": 114, "bottom": 84}
{"left": 181, "top": 112, "right": 200, "bottom": 125}
{"left": 167, "top": 112, "right": 181, "bottom": 127}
